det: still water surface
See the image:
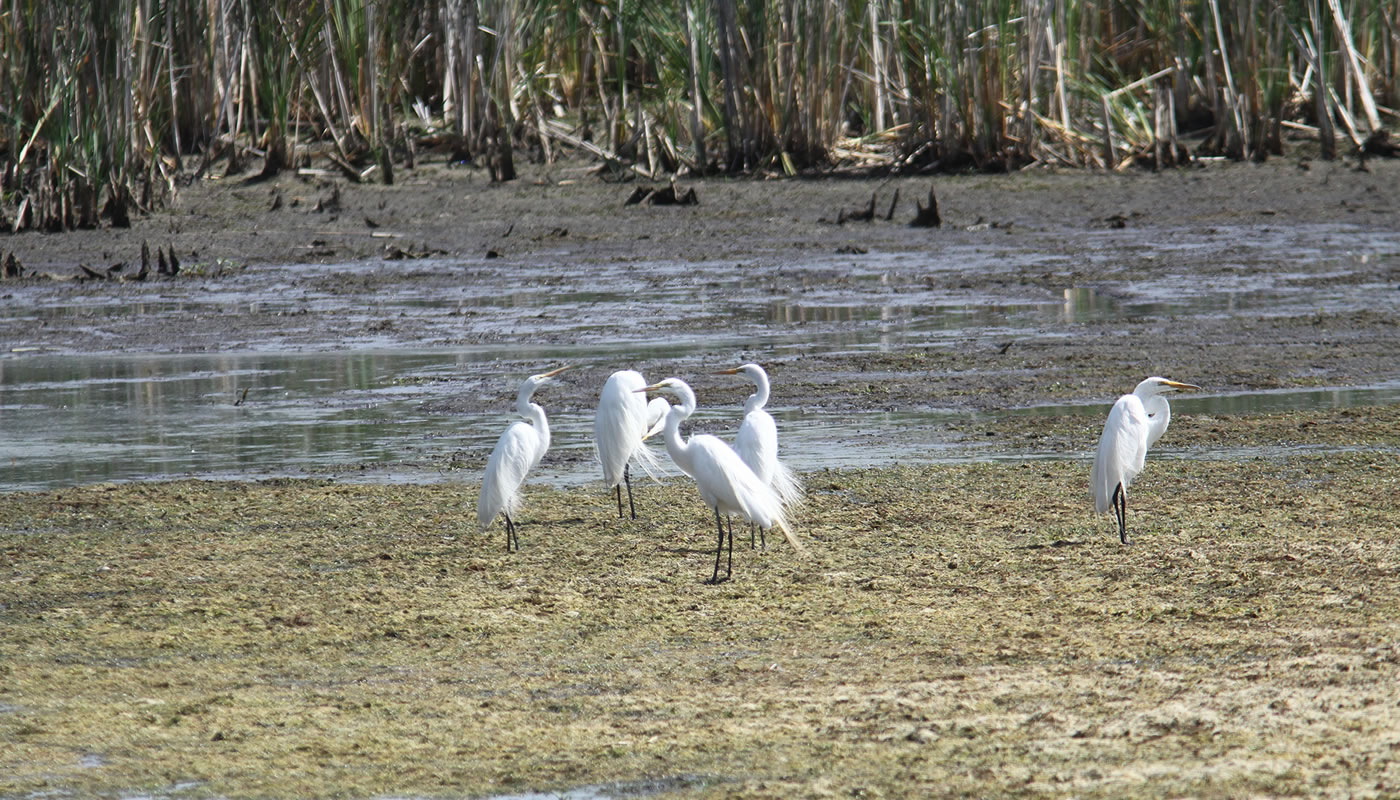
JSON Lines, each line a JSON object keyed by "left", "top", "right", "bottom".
{"left": 5, "top": 223, "right": 1398, "bottom": 491}
{"left": 4, "top": 281, "right": 1397, "bottom": 492}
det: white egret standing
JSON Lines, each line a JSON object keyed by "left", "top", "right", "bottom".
{"left": 594, "top": 370, "right": 669, "bottom": 519}
{"left": 477, "top": 365, "right": 571, "bottom": 551}
{"left": 1091, "top": 377, "right": 1201, "bottom": 544}
{"left": 638, "top": 378, "right": 803, "bottom": 583}
{"left": 715, "top": 363, "right": 804, "bottom": 548}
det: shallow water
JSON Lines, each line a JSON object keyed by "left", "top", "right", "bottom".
{"left": 2, "top": 223, "right": 1398, "bottom": 491}
{"left": 3, "top": 345, "right": 1398, "bottom": 492}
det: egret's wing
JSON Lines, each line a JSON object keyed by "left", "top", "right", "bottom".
{"left": 594, "top": 371, "right": 648, "bottom": 487}
{"left": 734, "top": 410, "right": 775, "bottom": 480}
{"left": 689, "top": 434, "right": 802, "bottom": 553}
{"left": 736, "top": 409, "right": 804, "bottom": 509}
{"left": 1091, "top": 395, "right": 1149, "bottom": 513}
{"left": 643, "top": 397, "right": 670, "bottom": 437}
{"left": 629, "top": 396, "right": 672, "bottom": 481}
{"left": 478, "top": 421, "right": 539, "bottom": 529}
{"left": 769, "top": 459, "right": 806, "bottom": 510}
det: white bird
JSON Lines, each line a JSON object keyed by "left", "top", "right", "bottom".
{"left": 593, "top": 370, "right": 669, "bottom": 519}
{"left": 715, "top": 363, "right": 804, "bottom": 548}
{"left": 638, "top": 378, "right": 804, "bottom": 583}
{"left": 1091, "top": 376, "right": 1200, "bottom": 544}
{"left": 477, "top": 365, "right": 571, "bottom": 551}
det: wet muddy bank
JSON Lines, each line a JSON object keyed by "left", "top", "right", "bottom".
{"left": 3, "top": 156, "right": 1400, "bottom": 796}
{"left": 3, "top": 156, "right": 1399, "bottom": 489}
{"left": 3, "top": 446, "right": 1398, "bottom": 799}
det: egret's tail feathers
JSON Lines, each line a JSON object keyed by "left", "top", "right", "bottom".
{"left": 476, "top": 494, "right": 498, "bottom": 532}
{"left": 773, "top": 519, "right": 806, "bottom": 555}
{"left": 1089, "top": 459, "right": 1110, "bottom": 513}
{"left": 630, "top": 438, "right": 670, "bottom": 483}
{"left": 477, "top": 479, "right": 520, "bottom": 532}
{"left": 770, "top": 460, "right": 806, "bottom": 510}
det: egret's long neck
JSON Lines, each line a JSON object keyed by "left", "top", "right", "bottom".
{"left": 517, "top": 383, "right": 550, "bottom": 449}
{"left": 1140, "top": 393, "right": 1171, "bottom": 448}
{"left": 744, "top": 371, "right": 770, "bottom": 414}
{"left": 662, "top": 385, "right": 698, "bottom": 475}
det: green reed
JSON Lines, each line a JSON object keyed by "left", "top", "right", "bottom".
{"left": 1, "top": 0, "right": 1396, "bottom": 231}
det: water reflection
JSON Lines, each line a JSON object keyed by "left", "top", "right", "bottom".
{"left": 2, "top": 348, "right": 1398, "bottom": 492}
{"left": 763, "top": 283, "right": 1291, "bottom": 334}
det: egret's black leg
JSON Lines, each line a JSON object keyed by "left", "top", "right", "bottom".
{"left": 505, "top": 514, "right": 518, "bottom": 552}
{"left": 708, "top": 506, "right": 727, "bottom": 584}
{"left": 756, "top": 523, "right": 765, "bottom": 550}
{"left": 726, "top": 518, "right": 734, "bottom": 579}
{"left": 615, "top": 484, "right": 624, "bottom": 518}
{"left": 1112, "top": 483, "right": 1128, "bottom": 545}
{"left": 624, "top": 464, "right": 637, "bottom": 520}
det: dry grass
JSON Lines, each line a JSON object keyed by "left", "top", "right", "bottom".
{"left": 3, "top": 408, "right": 1399, "bottom": 798}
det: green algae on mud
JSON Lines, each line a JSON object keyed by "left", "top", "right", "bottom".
{"left": 2, "top": 409, "right": 1399, "bottom": 799}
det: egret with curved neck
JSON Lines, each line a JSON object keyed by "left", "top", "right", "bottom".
{"left": 1091, "top": 376, "right": 1200, "bottom": 544}
{"left": 715, "top": 363, "right": 804, "bottom": 548}
{"left": 638, "top": 377, "right": 803, "bottom": 583}
{"left": 477, "top": 365, "right": 571, "bottom": 551}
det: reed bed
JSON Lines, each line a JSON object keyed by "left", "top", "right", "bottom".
{"left": 2, "top": 1, "right": 1397, "bottom": 231}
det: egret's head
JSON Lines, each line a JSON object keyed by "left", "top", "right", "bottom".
{"left": 714, "top": 363, "right": 765, "bottom": 383}
{"left": 1135, "top": 376, "right": 1201, "bottom": 397}
{"left": 636, "top": 377, "right": 685, "bottom": 396}
{"left": 525, "top": 365, "right": 572, "bottom": 389}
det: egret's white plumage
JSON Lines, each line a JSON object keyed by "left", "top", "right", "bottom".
{"left": 644, "top": 397, "right": 670, "bottom": 439}
{"left": 716, "top": 363, "right": 804, "bottom": 548}
{"left": 1090, "top": 376, "right": 1200, "bottom": 543}
{"left": 477, "top": 366, "right": 570, "bottom": 550}
{"left": 640, "top": 377, "right": 803, "bottom": 583}
{"left": 594, "top": 370, "right": 666, "bottom": 518}
{"left": 720, "top": 364, "right": 804, "bottom": 506}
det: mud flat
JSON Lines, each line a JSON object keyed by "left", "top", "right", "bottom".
{"left": 2, "top": 424, "right": 1399, "bottom": 798}
{"left": 2, "top": 157, "right": 1400, "bottom": 797}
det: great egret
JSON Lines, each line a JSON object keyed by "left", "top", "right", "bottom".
{"left": 477, "top": 365, "right": 571, "bottom": 551}
{"left": 594, "top": 370, "right": 669, "bottom": 518}
{"left": 1091, "top": 376, "right": 1201, "bottom": 544}
{"left": 715, "top": 363, "right": 804, "bottom": 548}
{"left": 638, "top": 378, "right": 803, "bottom": 583}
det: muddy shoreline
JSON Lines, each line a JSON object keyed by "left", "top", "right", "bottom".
{"left": 3, "top": 156, "right": 1399, "bottom": 420}
{"left": 4, "top": 157, "right": 1400, "bottom": 798}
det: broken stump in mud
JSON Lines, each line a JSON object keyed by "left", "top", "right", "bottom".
{"left": 314, "top": 186, "right": 342, "bottom": 214}
{"left": 626, "top": 184, "right": 699, "bottom": 206}
{"left": 885, "top": 189, "right": 900, "bottom": 221}
{"left": 909, "top": 187, "right": 941, "bottom": 228}
{"left": 648, "top": 184, "right": 698, "bottom": 206}
{"left": 2, "top": 252, "right": 23, "bottom": 279}
{"left": 838, "top": 193, "right": 877, "bottom": 224}
{"left": 136, "top": 241, "right": 151, "bottom": 280}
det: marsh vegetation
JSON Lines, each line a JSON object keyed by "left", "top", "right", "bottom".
{"left": 4, "top": 1, "right": 1399, "bottom": 232}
